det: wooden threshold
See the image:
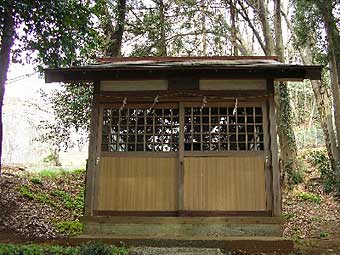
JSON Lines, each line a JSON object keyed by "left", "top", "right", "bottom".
{"left": 82, "top": 216, "right": 284, "bottom": 225}
{"left": 93, "top": 211, "right": 178, "bottom": 217}
{"left": 93, "top": 210, "right": 272, "bottom": 217}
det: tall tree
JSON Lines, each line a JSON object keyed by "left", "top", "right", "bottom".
{"left": 95, "top": 0, "right": 127, "bottom": 57}
{"left": 0, "top": 0, "right": 95, "bottom": 175}
{"left": 0, "top": 0, "right": 15, "bottom": 176}
{"left": 240, "top": 0, "right": 299, "bottom": 184}
{"left": 273, "top": 0, "right": 298, "bottom": 185}
{"left": 293, "top": 0, "right": 340, "bottom": 183}
{"left": 39, "top": 0, "right": 129, "bottom": 153}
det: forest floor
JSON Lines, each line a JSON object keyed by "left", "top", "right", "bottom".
{"left": 0, "top": 148, "right": 339, "bottom": 254}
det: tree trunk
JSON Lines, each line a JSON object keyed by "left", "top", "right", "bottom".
{"left": 258, "top": 0, "right": 275, "bottom": 55}
{"left": 311, "top": 79, "right": 340, "bottom": 169}
{"left": 321, "top": 1, "right": 340, "bottom": 176}
{"left": 230, "top": 0, "right": 238, "bottom": 56}
{"left": 273, "top": 0, "right": 298, "bottom": 186}
{"left": 0, "top": 1, "right": 15, "bottom": 176}
{"left": 103, "top": 0, "right": 127, "bottom": 57}
{"left": 158, "top": 0, "right": 167, "bottom": 56}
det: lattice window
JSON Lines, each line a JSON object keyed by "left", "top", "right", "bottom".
{"left": 184, "top": 107, "right": 264, "bottom": 151}
{"left": 102, "top": 107, "right": 179, "bottom": 152}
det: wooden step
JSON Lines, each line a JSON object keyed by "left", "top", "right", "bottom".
{"left": 82, "top": 216, "right": 284, "bottom": 225}
{"left": 82, "top": 216, "right": 283, "bottom": 237}
{"left": 71, "top": 235, "right": 294, "bottom": 254}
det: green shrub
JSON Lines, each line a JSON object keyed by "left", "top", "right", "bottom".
{"left": 291, "top": 170, "right": 304, "bottom": 185}
{"left": 79, "top": 242, "right": 128, "bottom": 255}
{"left": 296, "top": 191, "right": 322, "bottom": 204}
{"left": 309, "top": 150, "right": 339, "bottom": 194}
{"left": 0, "top": 244, "right": 79, "bottom": 255}
{"left": 79, "top": 242, "right": 113, "bottom": 255}
{"left": 30, "top": 177, "right": 43, "bottom": 185}
{"left": 319, "top": 231, "right": 329, "bottom": 238}
{"left": 112, "top": 244, "right": 129, "bottom": 255}
{"left": 0, "top": 241, "right": 127, "bottom": 255}
{"left": 55, "top": 220, "right": 83, "bottom": 236}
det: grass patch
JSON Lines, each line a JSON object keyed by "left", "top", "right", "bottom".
{"left": 296, "top": 191, "right": 322, "bottom": 204}
{"left": 19, "top": 185, "right": 58, "bottom": 207}
{"left": 51, "top": 190, "right": 84, "bottom": 210}
{"left": 32, "top": 168, "right": 85, "bottom": 179}
{"left": 36, "top": 169, "right": 67, "bottom": 178}
{"left": 55, "top": 220, "right": 83, "bottom": 236}
{"left": 19, "top": 186, "right": 35, "bottom": 200}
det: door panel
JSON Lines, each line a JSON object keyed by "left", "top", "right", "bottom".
{"left": 183, "top": 156, "right": 266, "bottom": 211}
{"left": 95, "top": 156, "right": 178, "bottom": 211}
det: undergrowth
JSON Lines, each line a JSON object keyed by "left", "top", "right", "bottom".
{"left": 55, "top": 220, "right": 83, "bottom": 236}
{"left": 17, "top": 168, "right": 86, "bottom": 236}
{"left": 0, "top": 242, "right": 128, "bottom": 255}
{"left": 51, "top": 189, "right": 84, "bottom": 210}
{"left": 308, "top": 149, "right": 340, "bottom": 194}
{"left": 34, "top": 168, "right": 85, "bottom": 179}
{"left": 296, "top": 191, "right": 322, "bottom": 204}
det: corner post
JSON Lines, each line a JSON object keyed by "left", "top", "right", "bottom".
{"left": 267, "top": 80, "right": 281, "bottom": 216}
{"left": 84, "top": 81, "right": 100, "bottom": 216}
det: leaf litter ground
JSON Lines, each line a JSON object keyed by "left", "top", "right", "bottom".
{"left": 0, "top": 155, "right": 339, "bottom": 254}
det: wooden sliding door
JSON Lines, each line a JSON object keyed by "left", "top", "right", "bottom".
{"left": 94, "top": 103, "right": 179, "bottom": 214}
{"left": 93, "top": 101, "right": 271, "bottom": 215}
{"left": 181, "top": 103, "right": 269, "bottom": 213}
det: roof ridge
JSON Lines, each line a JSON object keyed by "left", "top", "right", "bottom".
{"left": 96, "top": 56, "right": 279, "bottom": 63}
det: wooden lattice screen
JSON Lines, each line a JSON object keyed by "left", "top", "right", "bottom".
{"left": 102, "top": 106, "right": 179, "bottom": 152}
{"left": 184, "top": 106, "right": 264, "bottom": 151}
{"left": 101, "top": 105, "right": 264, "bottom": 152}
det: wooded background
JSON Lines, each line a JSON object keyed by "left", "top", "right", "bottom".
{"left": 0, "top": 0, "right": 339, "bottom": 190}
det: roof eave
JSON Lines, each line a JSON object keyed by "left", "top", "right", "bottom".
{"left": 44, "top": 65, "right": 322, "bottom": 83}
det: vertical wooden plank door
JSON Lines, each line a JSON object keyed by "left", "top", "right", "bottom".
{"left": 181, "top": 103, "right": 269, "bottom": 213}
{"left": 94, "top": 104, "right": 179, "bottom": 214}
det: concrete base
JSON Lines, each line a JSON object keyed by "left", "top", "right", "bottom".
{"left": 72, "top": 235, "right": 294, "bottom": 254}
{"left": 82, "top": 216, "right": 284, "bottom": 238}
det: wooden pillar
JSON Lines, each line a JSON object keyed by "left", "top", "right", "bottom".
{"left": 178, "top": 102, "right": 184, "bottom": 212}
{"left": 268, "top": 94, "right": 281, "bottom": 216}
{"left": 262, "top": 101, "right": 272, "bottom": 211}
{"left": 84, "top": 81, "right": 100, "bottom": 216}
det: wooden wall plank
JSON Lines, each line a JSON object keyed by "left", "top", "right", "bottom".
{"left": 95, "top": 157, "right": 178, "bottom": 211}
{"left": 101, "top": 80, "right": 168, "bottom": 91}
{"left": 199, "top": 79, "right": 267, "bottom": 90}
{"left": 183, "top": 156, "right": 266, "bottom": 211}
